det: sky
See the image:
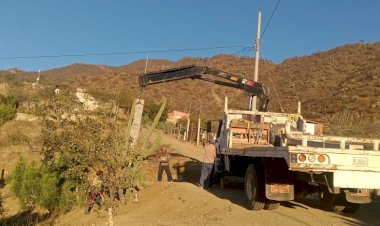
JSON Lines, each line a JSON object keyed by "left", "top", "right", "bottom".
{"left": 0, "top": 0, "right": 379, "bottom": 71}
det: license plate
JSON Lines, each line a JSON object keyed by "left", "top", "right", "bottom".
{"left": 352, "top": 157, "right": 368, "bottom": 167}
{"left": 270, "top": 184, "right": 290, "bottom": 193}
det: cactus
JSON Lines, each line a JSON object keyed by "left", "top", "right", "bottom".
{"left": 142, "top": 97, "right": 167, "bottom": 153}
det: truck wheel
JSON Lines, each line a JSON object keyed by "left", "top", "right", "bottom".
{"left": 220, "top": 176, "right": 224, "bottom": 190}
{"left": 264, "top": 200, "right": 280, "bottom": 210}
{"left": 319, "top": 185, "right": 345, "bottom": 212}
{"left": 245, "top": 164, "right": 265, "bottom": 210}
{"left": 343, "top": 203, "right": 360, "bottom": 213}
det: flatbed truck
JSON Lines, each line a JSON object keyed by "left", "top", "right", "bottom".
{"left": 139, "top": 65, "right": 380, "bottom": 212}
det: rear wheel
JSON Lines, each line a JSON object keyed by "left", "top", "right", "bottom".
{"left": 343, "top": 203, "right": 360, "bottom": 213}
{"left": 245, "top": 164, "right": 265, "bottom": 210}
{"left": 220, "top": 176, "right": 224, "bottom": 190}
{"left": 264, "top": 200, "right": 280, "bottom": 210}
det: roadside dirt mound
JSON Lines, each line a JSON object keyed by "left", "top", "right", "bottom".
{"left": 55, "top": 180, "right": 380, "bottom": 226}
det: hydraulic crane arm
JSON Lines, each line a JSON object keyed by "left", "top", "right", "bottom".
{"left": 139, "top": 65, "right": 269, "bottom": 111}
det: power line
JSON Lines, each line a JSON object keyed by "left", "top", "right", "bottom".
{"left": 233, "top": 46, "right": 253, "bottom": 56}
{"left": 0, "top": 45, "right": 250, "bottom": 60}
{"left": 261, "top": 0, "right": 281, "bottom": 39}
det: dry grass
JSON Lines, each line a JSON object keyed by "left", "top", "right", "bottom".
{"left": 0, "top": 120, "right": 41, "bottom": 177}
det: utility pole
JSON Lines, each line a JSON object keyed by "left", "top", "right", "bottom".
{"left": 196, "top": 100, "right": 202, "bottom": 147}
{"left": 144, "top": 52, "right": 150, "bottom": 74}
{"left": 36, "top": 70, "right": 41, "bottom": 84}
{"left": 251, "top": 11, "right": 261, "bottom": 111}
{"left": 186, "top": 103, "right": 191, "bottom": 141}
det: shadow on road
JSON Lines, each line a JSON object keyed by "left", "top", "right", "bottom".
{"left": 0, "top": 209, "right": 53, "bottom": 226}
{"left": 171, "top": 153, "right": 201, "bottom": 185}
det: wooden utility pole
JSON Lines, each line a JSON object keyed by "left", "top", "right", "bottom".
{"left": 196, "top": 100, "right": 202, "bottom": 147}
{"left": 186, "top": 103, "right": 191, "bottom": 141}
{"left": 251, "top": 11, "right": 261, "bottom": 111}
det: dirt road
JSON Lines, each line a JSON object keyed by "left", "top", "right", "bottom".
{"left": 55, "top": 133, "right": 380, "bottom": 226}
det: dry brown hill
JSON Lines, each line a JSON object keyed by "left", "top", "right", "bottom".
{"left": 1, "top": 42, "right": 379, "bottom": 135}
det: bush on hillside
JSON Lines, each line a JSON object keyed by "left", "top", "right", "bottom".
{"left": 10, "top": 158, "right": 75, "bottom": 211}
{"left": 143, "top": 101, "right": 169, "bottom": 122}
{"left": 323, "top": 111, "right": 375, "bottom": 137}
{"left": 0, "top": 94, "right": 17, "bottom": 125}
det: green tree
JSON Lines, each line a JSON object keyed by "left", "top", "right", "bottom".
{"left": 9, "top": 91, "right": 167, "bottom": 212}
{"left": 143, "top": 101, "right": 169, "bottom": 123}
{"left": 40, "top": 171, "right": 59, "bottom": 209}
{"left": 11, "top": 157, "right": 27, "bottom": 198}
{"left": 0, "top": 94, "right": 17, "bottom": 125}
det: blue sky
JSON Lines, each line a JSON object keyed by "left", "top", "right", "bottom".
{"left": 0, "top": 0, "right": 379, "bottom": 71}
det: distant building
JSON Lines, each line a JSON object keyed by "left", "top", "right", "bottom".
{"left": 54, "top": 85, "right": 60, "bottom": 95}
{"left": 167, "top": 110, "right": 189, "bottom": 124}
{"left": 75, "top": 88, "right": 98, "bottom": 110}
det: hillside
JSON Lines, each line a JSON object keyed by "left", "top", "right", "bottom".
{"left": 1, "top": 42, "right": 379, "bottom": 136}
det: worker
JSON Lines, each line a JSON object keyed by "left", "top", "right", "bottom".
{"left": 157, "top": 147, "right": 173, "bottom": 182}
{"left": 201, "top": 131, "right": 207, "bottom": 145}
{"left": 199, "top": 139, "right": 217, "bottom": 189}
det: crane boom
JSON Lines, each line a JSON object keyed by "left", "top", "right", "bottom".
{"left": 139, "top": 65, "right": 269, "bottom": 111}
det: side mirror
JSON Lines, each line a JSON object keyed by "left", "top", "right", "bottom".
{"left": 206, "top": 121, "right": 212, "bottom": 133}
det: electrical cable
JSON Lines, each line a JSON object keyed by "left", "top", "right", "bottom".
{"left": 0, "top": 45, "right": 250, "bottom": 60}
{"left": 261, "top": 0, "right": 281, "bottom": 40}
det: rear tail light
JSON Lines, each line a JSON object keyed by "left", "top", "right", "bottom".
{"left": 318, "top": 155, "right": 326, "bottom": 163}
{"left": 298, "top": 154, "right": 306, "bottom": 162}
{"left": 245, "top": 80, "right": 256, "bottom": 86}
{"left": 308, "top": 154, "right": 316, "bottom": 162}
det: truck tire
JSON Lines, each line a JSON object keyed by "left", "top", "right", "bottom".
{"left": 264, "top": 200, "right": 280, "bottom": 210}
{"left": 220, "top": 176, "right": 224, "bottom": 190}
{"left": 319, "top": 185, "right": 345, "bottom": 212}
{"left": 245, "top": 164, "right": 265, "bottom": 210}
{"left": 343, "top": 203, "right": 360, "bottom": 213}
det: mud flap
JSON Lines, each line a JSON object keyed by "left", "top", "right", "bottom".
{"left": 345, "top": 189, "right": 373, "bottom": 204}
{"left": 264, "top": 158, "right": 294, "bottom": 201}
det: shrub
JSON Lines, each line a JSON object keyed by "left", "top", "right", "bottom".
{"left": 58, "top": 180, "right": 77, "bottom": 212}
{"left": 11, "top": 157, "right": 27, "bottom": 198}
{"left": 9, "top": 92, "right": 167, "bottom": 213}
{"left": 20, "top": 162, "right": 41, "bottom": 207}
{"left": 40, "top": 171, "right": 59, "bottom": 209}
{"left": 143, "top": 101, "right": 169, "bottom": 122}
{"left": 0, "top": 94, "right": 17, "bottom": 125}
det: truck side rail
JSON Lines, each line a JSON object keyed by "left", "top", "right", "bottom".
{"left": 284, "top": 122, "right": 380, "bottom": 151}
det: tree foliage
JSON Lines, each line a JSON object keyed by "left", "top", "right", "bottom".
{"left": 143, "top": 101, "right": 169, "bottom": 123}
{"left": 0, "top": 94, "right": 17, "bottom": 125}
{"left": 9, "top": 91, "right": 166, "bottom": 212}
